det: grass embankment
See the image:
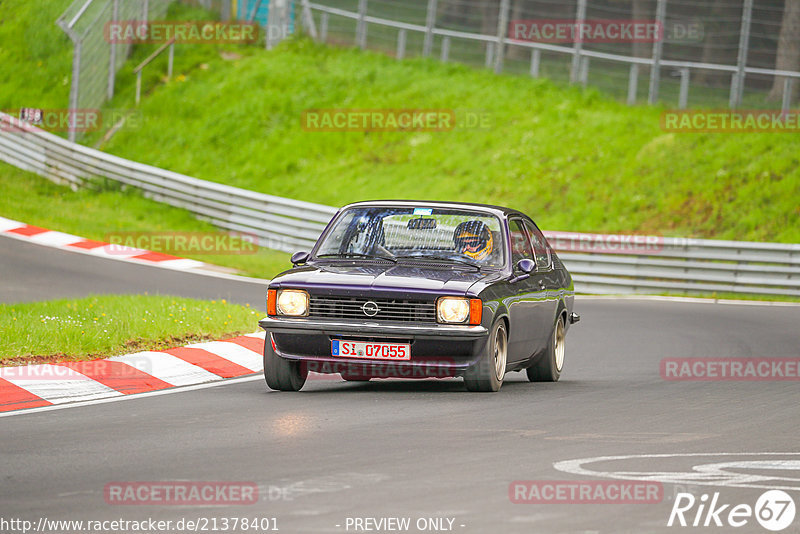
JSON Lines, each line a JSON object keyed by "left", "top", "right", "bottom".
{"left": 0, "top": 295, "right": 260, "bottom": 365}
{"left": 97, "top": 38, "right": 800, "bottom": 243}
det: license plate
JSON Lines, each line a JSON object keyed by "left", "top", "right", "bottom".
{"left": 331, "top": 340, "right": 411, "bottom": 360}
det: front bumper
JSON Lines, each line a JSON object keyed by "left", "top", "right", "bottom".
{"left": 259, "top": 317, "right": 489, "bottom": 376}
{"left": 258, "top": 317, "right": 488, "bottom": 339}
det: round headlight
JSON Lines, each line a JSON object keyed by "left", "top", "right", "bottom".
{"left": 437, "top": 297, "right": 470, "bottom": 324}
{"left": 277, "top": 289, "right": 309, "bottom": 316}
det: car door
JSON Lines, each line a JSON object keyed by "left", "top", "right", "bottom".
{"left": 505, "top": 218, "right": 543, "bottom": 363}
{"left": 523, "top": 219, "right": 560, "bottom": 350}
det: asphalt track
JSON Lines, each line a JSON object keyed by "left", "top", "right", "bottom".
{"left": 2, "top": 234, "right": 800, "bottom": 533}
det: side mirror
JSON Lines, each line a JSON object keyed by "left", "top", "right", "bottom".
{"left": 290, "top": 251, "right": 310, "bottom": 265}
{"left": 516, "top": 258, "right": 536, "bottom": 274}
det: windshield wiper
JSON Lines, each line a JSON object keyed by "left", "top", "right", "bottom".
{"left": 394, "top": 254, "right": 481, "bottom": 271}
{"left": 316, "top": 252, "right": 397, "bottom": 263}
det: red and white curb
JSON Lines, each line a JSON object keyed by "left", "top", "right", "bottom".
{"left": 0, "top": 332, "right": 266, "bottom": 413}
{"left": 0, "top": 216, "right": 209, "bottom": 272}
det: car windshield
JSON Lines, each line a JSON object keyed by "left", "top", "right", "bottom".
{"left": 314, "top": 206, "right": 505, "bottom": 269}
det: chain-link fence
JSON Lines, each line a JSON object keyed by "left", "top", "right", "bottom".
{"left": 303, "top": 0, "right": 800, "bottom": 110}
{"left": 57, "top": 0, "right": 174, "bottom": 142}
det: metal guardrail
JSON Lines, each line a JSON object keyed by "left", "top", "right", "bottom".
{"left": 1, "top": 110, "right": 798, "bottom": 297}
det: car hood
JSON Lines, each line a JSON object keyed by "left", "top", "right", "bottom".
{"left": 271, "top": 262, "right": 502, "bottom": 296}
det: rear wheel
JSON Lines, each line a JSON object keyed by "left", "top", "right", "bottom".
{"left": 263, "top": 335, "right": 307, "bottom": 391}
{"left": 464, "top": 321, "right": 507, "bottom": 392}
{"left": 527, "top": 314, "right": 565, "bottom": 382}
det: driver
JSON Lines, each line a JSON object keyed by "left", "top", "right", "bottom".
{"left": 453, "top": 220, "right": 493, "bottom": 261}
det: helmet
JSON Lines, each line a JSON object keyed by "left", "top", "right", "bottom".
{"left": 453, "top": 220, "right": 493, "bottom": 261}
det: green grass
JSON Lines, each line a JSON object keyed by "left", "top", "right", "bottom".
{"left": 0, "top": 294, "right": 262, "bottom": 363}
{"left": 96, "top": 37, "right": 800, "bottom": 243}
{"left": 0, "top": 162, "right": 292, "bottom": 279}
{"left": 0, "top": 0, "right": 74, "bottom": 112}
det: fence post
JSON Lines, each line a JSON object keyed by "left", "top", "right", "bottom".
{"left": 627, "top": 64, "right": 639, "bottom": 105}
{"left": 356, "top": 0, "right": 367, "bottom": 49}
{"left": 485, "top": 42, "right": 494, "bottom": 69}
{"left": 493, "top": 0, "right": 510, "bottom": 74}
{"left": 68, "top": 38, "right": 81, "bottom": 143}
{"left": 423, "top": 0, "right": 438, "bottom": 57}
{"left": 320, "top": 12, "right": 328, "bottom": 42}
{"left": 168, "top": 42, "right": 174, "bottom": 79}
{"left": 580, "top": 57, "right": 590, "bottom": 87}
{"left": 570, "top": 0, "right": 587, "bottom": 84}
{"left": 648, "top": 0, "right": 667, "bottom": 104}
{"left": 396, "top": 29, "right": 406, "bottom": 59}
{"left": 730, "top": 0, "right": 753, "bottom": 108}
{"left": 440, "top": 36, "right": 450, "bottom": 62}
{"left": 107, "top": 0, "right": 119, "bottom": 101}
{"left": 142, "top": 0, "right": 149, "bottom": 21}
{"left": 782, "top": 78, "right": 794, "bottom": 115}
{"left": 300, "top": 0, "right": 318, "bottom": 40}
{"left": 530, "top": 49, "right": 540, "bottom": 77}
{"left": 678, "top": 68, "right": 690, "bottom": 109}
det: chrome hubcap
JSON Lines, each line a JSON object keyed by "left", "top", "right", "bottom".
{"left": 554, "top": 318, "right": 565, "bottom": 371}
{"left": 494, "top": 325, "right": 507, "bottom": 381}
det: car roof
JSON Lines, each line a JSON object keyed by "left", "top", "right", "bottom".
{"left": 340, "top": 200, "right": 530, "bottom": 220}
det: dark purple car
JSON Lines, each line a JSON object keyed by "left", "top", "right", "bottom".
{"left": 259, "top": 200, "right": 579, "bottom": 392}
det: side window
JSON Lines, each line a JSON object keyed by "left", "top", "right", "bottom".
{"left": 508, "top": 219, "right": 533, "bottom": 266}
{"left": 524, "top": 221, "right": 551, "bottom": 271}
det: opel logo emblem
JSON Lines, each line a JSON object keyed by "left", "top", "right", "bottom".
{"left": 362, "top": 301, "right": 380, "bottom": 317}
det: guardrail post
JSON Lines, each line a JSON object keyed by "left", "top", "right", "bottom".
{"left": 423, "top": 0, "right": 438, "bottom": 57}
{"left": 440, "top": 36, "right": 450, "bottom": 62}
{"left": 356, "top": 0, "right": 368, "bottom": 49}
{"left": 648, "top": 0, "right": 667, "bottom": 104}
{"left": 627, "top": 64, "right": 639, "bottom": 105}
{"left": 782, "top": 78, "right": 794, "bottom": 115}
{"left": 570, "top": 0, "right": 587, "bottom": 84}
{"left": 320, "top": 12, "right": 329, "bottom": 42}
{"left": 678, "top": 67, "right": 690, "bottom": 109}
{"left": 493, "top": 0, "right": 510, "bottom": 74}
{"left": 730, "top": 0, "right": 753, "bottom": 109}
{"left": 530, "top": 49, "right": 540, "bottom": 77}
{"left": 107, "top": 0, "right": 119, "bottom": 100}
{"left": 396, "top": 29, "right": 406, "bottom": 59}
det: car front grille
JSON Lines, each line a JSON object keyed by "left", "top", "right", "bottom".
{"left": 308, "top": 296, "right": 436, "bottom": 323}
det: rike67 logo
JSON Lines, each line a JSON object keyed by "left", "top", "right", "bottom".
{"left": 668, "top": 490, "right": 796, "bottom": 531}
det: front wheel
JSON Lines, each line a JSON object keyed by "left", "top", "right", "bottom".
{"left": 527, "top": 314, "right": 565, "bottom": 382}
{"left": 464, "top": 321, "right": 507, "bottom": 392}
{"left": 263, "top": 335, "right": 307, "bottom": 391}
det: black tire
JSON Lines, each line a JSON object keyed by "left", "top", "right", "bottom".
{"left": 464, "top": 321, "right": 508, "bottom": 392}
{"left": 527, "top": 314, "right": 565, "bottom": 382}
{"left": 263, "top": 336, "right": 307, "bottom": 391}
